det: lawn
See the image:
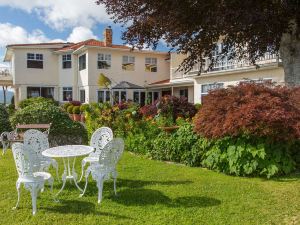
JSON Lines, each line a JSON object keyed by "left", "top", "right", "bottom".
{"left": 0, "top": 149, "right": 299, "bottom": 225}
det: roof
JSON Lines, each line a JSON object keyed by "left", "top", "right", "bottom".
{"left": 6, "top": 42, "right": 73, "bottom": 48}
{"left": 112, "top": 81, "right": 144, "bottom": 89}
{"left": 149, "top": 79, "right": 170, "bottom": 85}
{"left": 57, "top": 39, "right": 131, "bottom": 52}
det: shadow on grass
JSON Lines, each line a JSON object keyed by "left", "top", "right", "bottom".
{"left": 43, "top": 199, "right": 132, "bottom": 219}
{"left": 110, "top": 189, "right": 221, "bottom": 208}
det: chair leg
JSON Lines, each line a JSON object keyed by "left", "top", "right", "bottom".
{"left": 112, "top": 171, "right": 118, "bottom": 196}
{"left": 96, "top": 175, "right": 105, "bottom": 204}
{"left": 52, "top": 160, "right": 59, "bottom": 181}
{"left": 30, "top": 184, "right": 38, "bottom": 215}
{"left": 78, "top": 160, "right": 87, "bottom": 182}
{"left": 48, "top": 177, "right": 54, "bottom": 193}
{"left": 12, "top": 181, "right": 21, "bottom": 210}
{"left": 79, "top": 170, "right": 90, "bottom": 198}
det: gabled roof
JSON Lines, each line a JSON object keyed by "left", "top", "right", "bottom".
{"left": 149, "top": 79, "right": 170, "bottom": 85}
{"left": 112, "top": 81, "right": 144, "bottom": 89}
{"left": 57, "top": 39, "right": 131, "bottom": 52}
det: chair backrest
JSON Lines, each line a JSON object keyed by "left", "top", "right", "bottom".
{"left": 90, "top": 127, "right": 113, "bottom": 156}
{"left": 98, "top": 138, "right": 124, "bottom": 170}
{"left": 23, "top": 129, "right": 49, "bottom": 161}
{"left": 12, "top": 143, "right": 34, "bottom": 178}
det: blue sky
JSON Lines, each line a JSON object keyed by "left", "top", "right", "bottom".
{"left": 0, "top": 0, "right": 168, "bottom": 65}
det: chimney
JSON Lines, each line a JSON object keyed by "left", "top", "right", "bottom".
{"left": 103, "top": 26, "right": 113, "bottom": 47}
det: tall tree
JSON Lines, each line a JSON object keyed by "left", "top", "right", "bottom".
{"left": 97, "top": 0, "right": 300, "bottom": 85}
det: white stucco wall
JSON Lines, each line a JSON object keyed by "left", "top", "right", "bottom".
{"left": 193, "top": 66, "right": 285, "bottom": 104}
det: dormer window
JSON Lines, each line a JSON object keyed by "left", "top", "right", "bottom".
{"left": 27, "top": 53, "right": 43, "bottom": 69}
{"left": 62, "top": 54, "right": 72, "bottom": 69}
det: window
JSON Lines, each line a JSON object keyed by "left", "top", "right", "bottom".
{"left": 145, "top": 57, "right": 157, "bottom": 72}
{"left": 27, "top": 53, "right": 43, "bottom": 69}
{"left": 145, "top": 91, "right": 159, "bottom": 104}
{"left": 98, "top": 53, "right": 111, "bottom": 69}
{"left": 122, "top": 56, "right": 135, "bottom": 71}
{"left": 240, "top": 78, "right": 272, "bottom": 84}
{"left": 62, "top": 54, "right": 72, "bottom": 69}
{"left": 179, "top": 89, "right": 188, "bottom": 99}
{"left": 201, "top": 83, "right": 224, "bottom": 102}
{"left": 79, "top": 54, "right": 86, "bottom": 71}
{"left": 113, "top": 90, "right": 127, "bottom": 104}
{"left": 63, "top": 87, "right": 73, "bottom": 101}
{"left": 80, "top": 90, "right": 85, "bottom": 103}
{"left": 133, "top": 91, "right": 146, "bottom": 106}
{"left": 97, "top": 90, "right": 111, "bottom": 103}
{"left": 27, "top": 87, "right": 54, "bottom": 99}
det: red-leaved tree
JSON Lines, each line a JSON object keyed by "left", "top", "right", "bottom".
{"left": 194, "top": 83, "right": 300, "bottom": 141}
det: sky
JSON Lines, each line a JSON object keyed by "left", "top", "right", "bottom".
{"left": 0, "top": 0, "right": 168, "bottom": 67}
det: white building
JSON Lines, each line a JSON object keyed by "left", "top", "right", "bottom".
{"left": 2, "top": 27, "right": 170, "bottom": 106}
{"left": 1, "top": 28, "right": 285, "bottom": 106}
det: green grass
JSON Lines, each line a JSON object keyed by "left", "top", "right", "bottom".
{"left": 0, "top": 150, "right": 299, "bottom": 225}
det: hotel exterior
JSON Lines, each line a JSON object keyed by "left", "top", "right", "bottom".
{"left": 1, "top": 28, "right": 285, "bottom": 106}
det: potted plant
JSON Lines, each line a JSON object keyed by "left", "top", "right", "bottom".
{"left": 67, "top": 105, "right": 74, "bottom": 120}
{"left": 80, "top": 104, "right": 89, "bottom": 122}
{"left": 72, "top": 106, "right": 81, "bottom": 121}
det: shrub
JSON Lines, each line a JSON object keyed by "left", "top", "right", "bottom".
{"left": 18, "top": 97, "right": 58, "bottom": 109}
{"left": 10, "top": 102, "right": 88, "bottom": 145}
{"left": 67, "top": 105, "right": 74, "bottom": 114}
{"left": 80, "top": 104, "right": 89, "bottom": 113}
{"left": 63, "top": 102, "right": 72, "bottom": 111}
{"left": 73, "top": 106, "right": 80, "bottom": 114}
{"left": 194, "top": 83, "right": 300, "bottom": 141}
{"left": 0, "top": 104, "right": 12, "bottom": 134}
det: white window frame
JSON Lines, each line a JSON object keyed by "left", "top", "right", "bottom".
{"left": 122, "top": 56, "right": 135, "bottom": 71}
{"left": 113, "top": 89, "right": 127, "bottom": 103}
{"left": 62, "top": 54, "right": 72, "bottom": 69}
{"left": 145, "top": 57, "right": 157, "bottom": 72}
{"left": 201, "top": 83, "right": 224, "bottom": 96}
{"left": 62, "top": 87, "right": 73, "bottom": 101}
{"left": 97, "top": 89, "right": 111, "bottom": 103}
{"left": 97, "top": 53, "right": 111, "bottom": 69}
{"left": 133, "top": 90, "right": 146, "bottom": 105}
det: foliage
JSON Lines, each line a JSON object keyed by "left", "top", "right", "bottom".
{"left": 69, "top": 101, "right": 81, "bottom": 106}
{"left": 97, "top": 73, "right": 112, "bottom": 88}
{"left": 67, "top": 105, "right": 74, "bottom": 114}
{"left": 194, "top": 83, "right": 300, "bottom": 141}
{"left": 18, "top": 97, "right": 58, "bottom": 109}
{"left": 96, "top": 0, "right": 299, "bottom": 77}
{"left": 202, "top": 136, "right": 296, "bottom": 178}
{"left": 72, "top": 106, "right": 80, "bottom": 114}
{"left": 0, "top": 104, "right": 12, "bottom": 134}
{"left": 62, "top": 102, "right": 72, "bottom": 111}
{"left": 80, "top": 104, "right": 89, "bottom": 113}
{"left": 10, "top": 102, "right": 88, "bottom": 143}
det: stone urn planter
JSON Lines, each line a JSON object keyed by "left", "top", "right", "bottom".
{"left": 73, "top": 114, "right": 81, "bottom": 121}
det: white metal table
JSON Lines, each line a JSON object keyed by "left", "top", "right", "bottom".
{"left": 42, "top": 145, "right": 94, "bottom": 197}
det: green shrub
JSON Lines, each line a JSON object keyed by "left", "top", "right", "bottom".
{"left": 73, "top": 106, "right": 80, "bottom": 114}
{"left": 19, "top": 97, "right": 58, "bottom": 109}
{"left": 62, "top": 102, "right": 72, "bottom": 111}
{"left": 10, "top": 102, "right": 88, "bottom": 145}
{"left": 67, "top": 105, "right": 74, "bottom": 114}
{"left": 201, "top": 136, "right": 296, "bottom": 178}
{"left": 0, "top": 104, "right": 12, "bottom": 134}
{"left": 80, "top": 104, "right": 89, "bottom": 113}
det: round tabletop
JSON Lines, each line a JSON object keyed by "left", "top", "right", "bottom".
{"left": 42, "top": 145, "right": 94, "bottom": 158}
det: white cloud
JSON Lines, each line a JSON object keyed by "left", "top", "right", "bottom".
{"left": 0, "top": 0, "right": 111, "bottom": 31}
{"left": 0, "top": 23, "right": 53, "bottom": 47}
{"left": 67, "top": 26, "right": 98, "bottom": 43}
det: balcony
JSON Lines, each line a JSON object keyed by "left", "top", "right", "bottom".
{"left": 0, "top": 67, "right": 13, "bottom": 86}
{"left": 171, "top": 53, "right": 280, "bottom": 80}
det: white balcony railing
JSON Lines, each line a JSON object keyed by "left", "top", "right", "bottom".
{"left": 171, "top": 53, "right": 280, "bottom": 79}
{"left": 0, "top": 67, "right": 11, "bottom": 77}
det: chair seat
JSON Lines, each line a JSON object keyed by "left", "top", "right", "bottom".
{"left": 33, "top": 172, "right": 52, "bottom": 181}
{"left": 83, "top": 157, "right": 99, "bottom": 163}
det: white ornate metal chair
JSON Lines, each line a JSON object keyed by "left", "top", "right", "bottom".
{"left": 80, "top": 138, "right": 124, "bottom": 204}
{"left": 78, "top": 127, "right": 113, "bottom": 182}
{"left": 23, "top": 129, "right": 59, "bottom": 179}
{"left": 12, "top": 143, "right": 54, "bottom": 215}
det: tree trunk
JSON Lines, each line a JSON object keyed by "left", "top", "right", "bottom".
{"left": 280, "top": 21, "right": 300, "bottom": 86}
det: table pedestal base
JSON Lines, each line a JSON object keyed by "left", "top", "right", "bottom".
{"left": 56, "top": 157, "right": 83, "bottom": 197}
